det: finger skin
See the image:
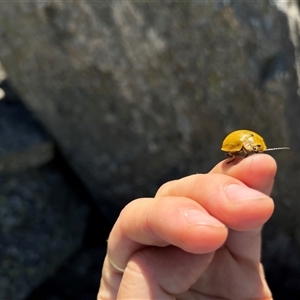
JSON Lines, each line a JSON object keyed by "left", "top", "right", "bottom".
{"left": 99, "top": 154, "right": 276, "bottom": 299}
{"left": 211, "top": 154, "right": 276, "bottom": 262}
{"left": 118, "top": 247, "right": 214, "bottom": 299}
{"left": 157, "top": 154, "right": 276, "bottom": 196}
{"left": 105, "top": 155, "right": 274, "bottom": 275}
{"left": 107, "top": 195, "right": 228, "bottom": 271}
{"left": 100, "top": 193, "right": 228, "bottom": 300}
{"left": 156, "top": 173, "right": 274, "bottom": 231}
{"left": 210, "top": 153, "right": 277, "bottom": 195}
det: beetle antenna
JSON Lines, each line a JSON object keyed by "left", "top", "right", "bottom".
{"left": 265, "top": 147, "right": 290, "bottom": 152}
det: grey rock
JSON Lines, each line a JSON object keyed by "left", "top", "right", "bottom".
{"left": 0, "top": 164, "right": 89, "bottom": 300}
{"left": 0, "top": 141, "right": 54, "bottom": 174}
{"left": 27, "top": 245, "right": 107, "bottom": 300}
{"left": 0, "top": 99, "right": 55, "bottom": 173}
{"left": 0, "top": 1, "right": 296, "bottom": 217}
{"left": 0, "top": 100, "right": 89, "bottom": 299}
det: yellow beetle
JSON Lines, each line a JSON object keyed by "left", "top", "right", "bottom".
{"left": 221, "top": 129, "right": 289, "bottom": 163}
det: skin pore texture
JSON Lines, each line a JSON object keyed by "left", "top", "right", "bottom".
{"left": 98, "top": 154, "right": 276, "bottom": 300}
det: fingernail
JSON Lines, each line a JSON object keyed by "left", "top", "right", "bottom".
{"left": 225, "top": 184, "right": 266, "bottom": 202}
{"left": 185, "top": 208, "right": 225, "bottom": 227}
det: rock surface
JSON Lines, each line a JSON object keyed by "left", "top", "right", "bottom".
{"left": 0, "top": 1, "right": 296, "bottom": 216}
{"left": 0, "top": 98, "right": 89, "bottom": 300}
{"left": 0, "top": 1, "right": 300, "bottom": 298}
{"left": 0, "top": 97, "right": 54, "bottom": 173}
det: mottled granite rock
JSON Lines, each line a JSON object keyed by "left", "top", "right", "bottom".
{"left": 0, "top": 1, "right": 296, "bottom": 218}
{"left": 0, "top": 98, "right": 54, "bottom": 173}
{"left": 0, "top": 99, "right": 89, "bottom": 299}
{"left": 0, "top": 164, "right": 89, "bottom": 300}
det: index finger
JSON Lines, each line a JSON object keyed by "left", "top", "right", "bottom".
{"left": 210, "top": 154, "right": 277, "bottom": 195}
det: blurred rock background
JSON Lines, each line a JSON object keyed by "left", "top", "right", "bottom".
{"left": 0, "top": 0, "right": 300, "bottom": 299}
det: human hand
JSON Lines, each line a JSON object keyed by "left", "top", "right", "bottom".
{"left": 98, "top": 154, "right": 276, "bottom": 299}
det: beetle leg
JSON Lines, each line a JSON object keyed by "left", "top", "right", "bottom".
{"left": 226, "top": 153, "right": 235, "bottom": 164}
{"left": 242, "top": 148, "right": 249, "bottom": 159}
